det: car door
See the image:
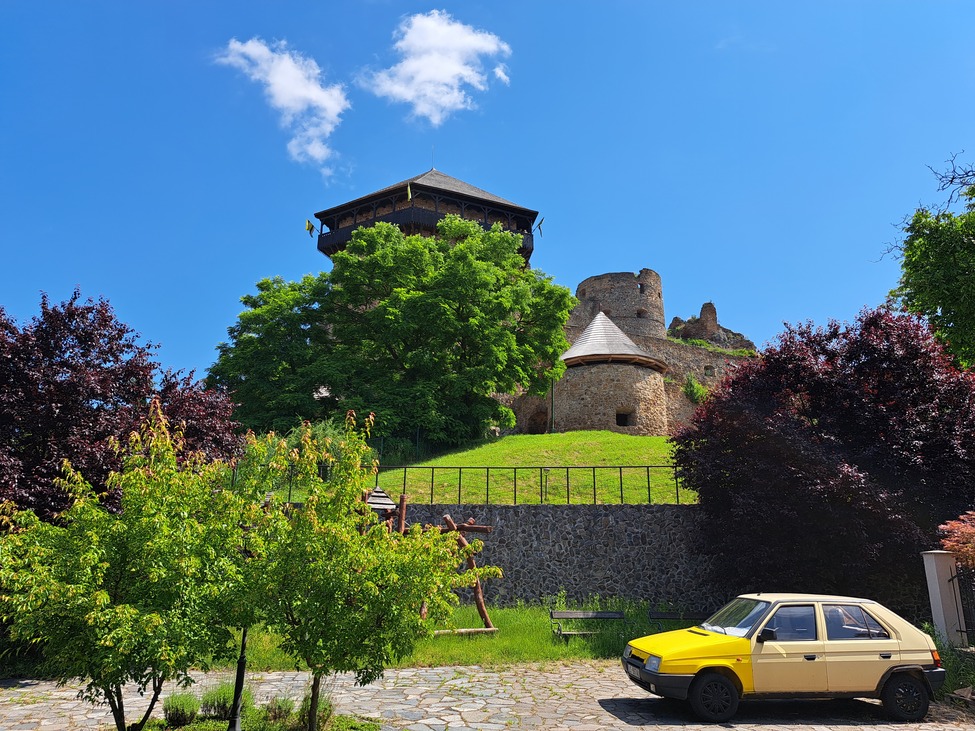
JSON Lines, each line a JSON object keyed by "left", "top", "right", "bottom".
{"left": 823, "top": 603, "right": 900, "bottom": 693}
{"left": 751, "top": 604, "right": 828, "bottom": 694}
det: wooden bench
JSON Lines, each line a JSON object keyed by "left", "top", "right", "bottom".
{"left": 648, "top": 610, "right": 711, "bottom": 632}
{"left": 550, "top": 610, "right": 629, "bottom": 640}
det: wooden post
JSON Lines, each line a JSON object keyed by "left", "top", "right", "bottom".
{"left": 444, "top": 514, "right": 494, "bottom": 630}
{"left": 398, "top": 493, "right": 407, "bottom": 534}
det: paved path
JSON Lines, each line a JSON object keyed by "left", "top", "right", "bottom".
{"left": 2, "top": 661, "right": 975, "bottom": 730}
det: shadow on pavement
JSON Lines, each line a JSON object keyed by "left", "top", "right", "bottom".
{"left": 599, "top": 696, "right": 891, "bottom": 726}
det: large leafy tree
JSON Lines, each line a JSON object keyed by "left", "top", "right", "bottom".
{"left": 892, "top": 186, "right": 975, "bottom": 368}
{"left": 207, "top": 275, "right": 335, "bottom": 434}
{"left": 673, "top": 308, "right": 975, "bottom": 607}
{"left": 0, "top": 404, "right": 247, "bottom": 731}
{"left": 0, "top": 291, "right": 239, "bottom": 520}
{"left": 209, "top": 215, "right": 574, "bottom": 443}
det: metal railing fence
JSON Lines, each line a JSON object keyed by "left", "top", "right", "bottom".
{"left": 372, "top": 465, "right": 690, "bottom": 505}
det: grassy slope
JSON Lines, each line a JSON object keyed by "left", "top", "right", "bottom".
{"left": 373, "top": 431, "right": 692, "bottom": 504}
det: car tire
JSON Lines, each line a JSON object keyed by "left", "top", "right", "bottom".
{"left": 688, "top": 672, "right": 739, "bottom": 722}
{"left": 881, "top": 673, "right": 929, "bottom": 722}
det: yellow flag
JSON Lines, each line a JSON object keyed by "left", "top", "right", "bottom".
{"left": 305, "top": 219, "right": 315, "bottom": 238}
{"left": 407, "top": 182, "right": 412, "bottom": 201}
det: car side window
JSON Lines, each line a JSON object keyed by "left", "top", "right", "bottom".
{"left": 766, "top": 605, "right": 817, "bottom": 641}
{"left": 824, "top": 604, "right": 891, "bottom": 640}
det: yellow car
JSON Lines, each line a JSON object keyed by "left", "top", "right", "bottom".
{"left": 622, "top": 593, "right": 945, "bottom": 722}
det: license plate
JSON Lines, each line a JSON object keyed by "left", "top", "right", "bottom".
{"left": 626, "top": 664, "right": 641, "bottom": 679}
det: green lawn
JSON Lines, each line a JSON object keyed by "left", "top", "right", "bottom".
{"left": 368, "top": 431, "right": 693, "bottom": 505}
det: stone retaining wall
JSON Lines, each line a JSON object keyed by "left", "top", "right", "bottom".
{"left": 407, "top": 504, "right": 720, "bottom": 610}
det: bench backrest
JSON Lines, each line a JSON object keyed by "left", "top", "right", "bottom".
{"left": 550, "top": 610, "right": 626, "bottom": 620}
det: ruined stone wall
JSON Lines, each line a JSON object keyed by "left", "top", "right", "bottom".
{"left": 407, "top": 503, "right": 720, "bottom": 609}
{"left": 553, "top": 364, "right": 666, "bottom": 435}
{"left": 567, "top": 270, "right": 667, "bottom": 341}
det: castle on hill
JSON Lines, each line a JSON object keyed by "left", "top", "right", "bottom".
{"left": 313, "top": 170, "right": 755, "bottom": 437}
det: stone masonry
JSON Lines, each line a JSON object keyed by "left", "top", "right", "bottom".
{"left": 515, "top": 268, "right": 755, "bottom": 436}
{"left": 407, "top": 503, "right": 721, "bottom": 611}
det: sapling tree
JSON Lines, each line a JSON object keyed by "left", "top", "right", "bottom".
{"left": 0, "top": 402, "right": 249, "bottom": 731}
{"left": 262, "top": 413, "right": 498, "bottom": 731}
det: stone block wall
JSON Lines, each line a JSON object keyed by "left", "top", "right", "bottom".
{"left": 407, "top": 504, "right": 721, "bottom": 611}
{"left": 567, "top": 270, "right": 667, "bottom": 340}
{"left": 553, "top": 364, "right": 667, "bottom": 435}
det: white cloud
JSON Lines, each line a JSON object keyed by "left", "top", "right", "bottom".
{"left": 362, "top": 10, "right": 511, "bottom": 126}
{"left": 217, "top": 38, "right": 350, "bottom": 166}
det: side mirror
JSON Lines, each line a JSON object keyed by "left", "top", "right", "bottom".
{"left": 757, "top": 626, "right": 777, "bottom": 643}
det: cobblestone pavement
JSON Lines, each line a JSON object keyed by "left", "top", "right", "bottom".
{"left": 2, "top": 660, "right": 975, "bottom": 730}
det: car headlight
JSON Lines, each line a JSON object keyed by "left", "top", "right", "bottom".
{"left": 623, "top": 645, "right": 633, "bottom": 659}
{"left": 644, "top": 655, "right": 661, "bottom": 673}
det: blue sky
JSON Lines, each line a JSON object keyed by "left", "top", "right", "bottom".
{"left": 2, "top": 2, "right": 974, "bottom": 378}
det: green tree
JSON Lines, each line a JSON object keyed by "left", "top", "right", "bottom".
{"left": 893, "top": 186, "right": 975, "bottom": 368}
{"left": 0, "top": 403, "right": 248, "bottom": 731}
{"left": 209, "top": 215, "right": 575, "bottom": 442}
{"left": 262, "top": 414, "right": 495, "bottom": 731}
{"left": 208, "top": 275, "right": 335, "bottom": 433}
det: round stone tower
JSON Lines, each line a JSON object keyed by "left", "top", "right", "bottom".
{"left": 566, "top": 268, "right": 666, "bottom": 341}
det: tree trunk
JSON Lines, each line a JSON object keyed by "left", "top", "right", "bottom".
{"left": 132, "top": 675, "right": 164, "bottom": 731}
{"left": 105, "top": 686, "right": 126, "bottom": 731}
{"left": 307, "top": 672, "right": 323, "bottom": 731}
{"left": 228, "top": 625, "right": 249, "bottom": 731}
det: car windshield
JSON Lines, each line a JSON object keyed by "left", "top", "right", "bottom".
{"left": 701, "top": 598, "right": 771, "bottom": 637}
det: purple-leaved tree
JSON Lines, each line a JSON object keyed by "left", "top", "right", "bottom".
{"left": 673, "top": 307, "right": 975, "bottom": 609}
{"left": 0, "top": 291, "right": 240, "bottom": 521}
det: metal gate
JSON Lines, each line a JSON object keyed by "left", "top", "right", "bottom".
{"left": 953, "top": 564, "right": 975, "bottom": 646}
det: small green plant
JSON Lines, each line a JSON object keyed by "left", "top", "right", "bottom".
{"left": 200, "top": 680, "right": 252, "bottom": 720}
{"left": 924, "top": 623, "right": 975, "bottom": 697}
{"left": 264, "top": 695, "right": 295, "bottom": 723}
{"left": 682, "top": 374, "right": 709, "bottom": 405}
{"left": 163, "top": 692, "right": 200, "bottom": 727}
{"left": 299, "top": 692, "right": 333, "bottom": 729}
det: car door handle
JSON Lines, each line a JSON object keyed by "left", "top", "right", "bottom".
{"left": 804, "top": 654, "right": 818, "bottom": 661}
{"left": 880, "top": 653, "right": 892, "bottom": 659}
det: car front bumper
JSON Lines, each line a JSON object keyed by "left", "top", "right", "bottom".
{"left": 621, "top": 657, "right": 695, "bottom": 700}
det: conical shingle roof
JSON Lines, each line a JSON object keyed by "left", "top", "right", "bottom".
{"left": 561, "top": 312, "right": 667, "bottom": 372}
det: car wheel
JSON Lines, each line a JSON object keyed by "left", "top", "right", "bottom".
{"left": 881, "top": 673, "right": 929, "bottom": 722}
{"left": 688, "top": 672, "right": 739, "bottom": 722}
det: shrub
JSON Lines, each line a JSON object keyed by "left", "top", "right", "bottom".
{"left": 200, "top": 681, "right": 252, "bottom": 720}
{"left": 682, "top": 374, "right": 708, "bottom": 404}
{"left": 162, "top": 692, "right": 199, "bottom": 728}
{"left": 924, "top": 623, "right": 975, "bottom": 696}
{"left": 264, "top": 695, "right": 295, "bottom": 723}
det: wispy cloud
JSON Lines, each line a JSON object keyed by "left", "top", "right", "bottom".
{"left": 361, "top": 10, "right": 511, "bottom": 126}
{"left": 216, "top": 38, "right": 350, "bottom": 170}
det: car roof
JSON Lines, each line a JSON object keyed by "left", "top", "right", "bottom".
{"left": 737, "top": 592, "right": 878, "bottom": 605}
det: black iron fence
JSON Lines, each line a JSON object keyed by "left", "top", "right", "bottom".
{"left": 372, "top": 465, "right": 691, "bottom": 506}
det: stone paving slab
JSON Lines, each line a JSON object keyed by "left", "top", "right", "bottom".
{"left": 2, "top": 660, "right": 975, "bottom": 730}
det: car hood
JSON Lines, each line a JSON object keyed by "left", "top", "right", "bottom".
{"left": 629, "top": 627, "right": 750, "bottom": 660}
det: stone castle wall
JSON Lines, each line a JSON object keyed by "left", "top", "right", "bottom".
{"left": 406, "top": 503, "right": 721, "bottom": 610}
{"left": 541, "top": 269, "right": 755, "bottom": 437}
{"left": 553, "top": 364, "right": 667, "bottom": 435}
{"left": 567, "top": 269, "right": 667, "bottom": 341}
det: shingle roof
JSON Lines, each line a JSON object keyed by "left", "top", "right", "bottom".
{"left": 561, "top": 313, "right": 668, "bottom": 372}
{"left": 314, "top": 168, "right": 537, "bottom": 219}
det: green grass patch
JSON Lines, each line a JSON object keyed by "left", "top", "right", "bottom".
{"left": 205, "top": 600, "right": 703, "bottom": 674}
{"left": 368, "top": 431, "right": 692, "bottom": 505}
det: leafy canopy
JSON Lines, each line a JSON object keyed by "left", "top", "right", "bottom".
{"left": 0, "top": 290, "right": 239, "bottom": 520}
{"left": 209, "top": 215, "right": 575, "bottom": 443}
{"left": 893, "top": 186, "right": 975, "bottom": 368}
{"left": 673, "top": 308, "right": 975, "bottom": 607}
{"left": 0, "top": 403, "right": 246, "bottom": 731}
